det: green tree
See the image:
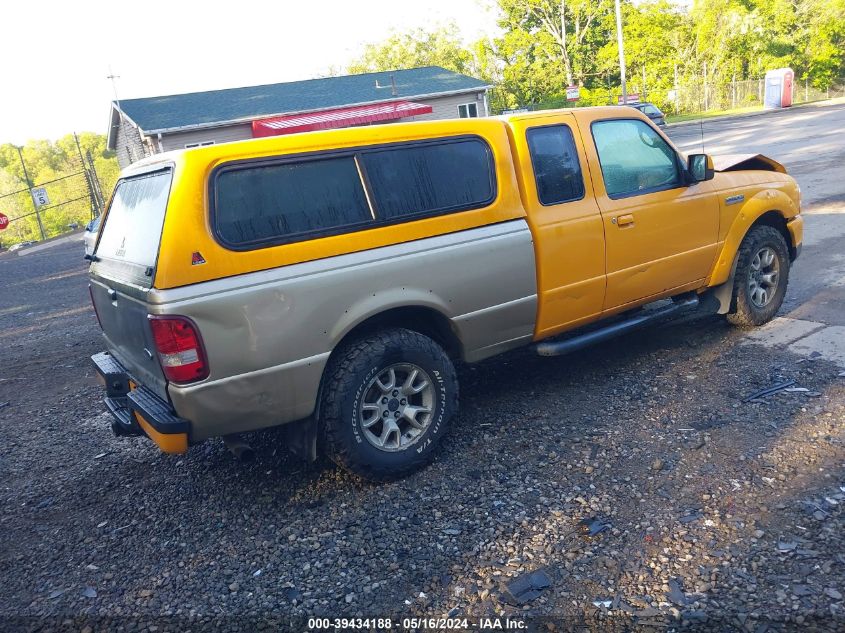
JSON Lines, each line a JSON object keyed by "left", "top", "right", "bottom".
{"left": 348, "top": 23, "right": 478, "bottom": 75}
{"left": 495, "top": 0, "right": 616, "bottom": 107}
{"left": 0, "top": 133, "right": 118, "bottom": 245}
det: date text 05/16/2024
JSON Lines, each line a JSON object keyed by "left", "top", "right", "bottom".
{"left": 306, "top": 617, "right": 527, "bottom": 630}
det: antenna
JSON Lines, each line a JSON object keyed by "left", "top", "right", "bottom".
{"left": 107, "top": 66, "right": 121, "bottom": 112}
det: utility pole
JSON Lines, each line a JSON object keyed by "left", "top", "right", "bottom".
{"left": 642, "top": 65, "right": 647, "bottom": 100}
{"left": 16, "top": 146, "right": 46, "bottom": 241}
{"left": 614, "top": 0, "right": 627, "bottom": 105}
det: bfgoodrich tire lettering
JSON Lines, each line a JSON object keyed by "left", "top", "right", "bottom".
{"left": 320, "top": 328, "right": 458, "bottom": 481}
{"left": 727, "top": 225, "right": 790, "bottom": 327}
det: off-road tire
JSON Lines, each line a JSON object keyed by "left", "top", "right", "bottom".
{"left": 320, "top": 328, "right": 458, "bottom": 481}
{"left": 726, "top": 225, "right": 790, "bottom": 327}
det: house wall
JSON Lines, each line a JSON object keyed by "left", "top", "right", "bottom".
{"left": 115, "top": 117, "right": 151, "bottom": 169}
{"left": 408, "top": 91, "right": 489, "bottom": 121}
{"left": 158, "top": 123, "right": 254, "bottom": 152}
{"left": 143, "top": 90, "right": 489, "bottom": 160}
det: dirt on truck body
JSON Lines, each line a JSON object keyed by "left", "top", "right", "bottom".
{"left": 88, "top": 106, "right": 802, "bottom": 480}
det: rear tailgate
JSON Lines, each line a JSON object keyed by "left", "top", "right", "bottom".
{"left": 89, "top": 167, "right": 173, "bottom": 401}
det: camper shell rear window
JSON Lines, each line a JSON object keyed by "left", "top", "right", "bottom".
{"left": 94, "top": 168, "right": 173, "bottom": 287}
{"left": 210, "top": 136, "right": 497, "bottom": 250}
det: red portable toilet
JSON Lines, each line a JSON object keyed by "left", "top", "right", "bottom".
{"left": 764, "top": 68, "right": 794, "bottom": 108}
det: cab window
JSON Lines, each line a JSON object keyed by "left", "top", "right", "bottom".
{"left": 526, "top": 125, "right": 585, "bottom": 205}
{"left": 591, "top": 119, "right": 680, "bottom": 198}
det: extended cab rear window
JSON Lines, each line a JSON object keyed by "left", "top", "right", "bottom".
{"left": 526, "top": 125, "right": 585, "bottom": 205}
{"left": 211, "top": 137, "right": 496, "bottom": 249}
{"left": 94, "top": 169, "right": 172, "bottom": 286}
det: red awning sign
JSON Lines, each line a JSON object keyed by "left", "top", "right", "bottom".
{"left": 252, "top": 100, "right": 433, "bottom": 137}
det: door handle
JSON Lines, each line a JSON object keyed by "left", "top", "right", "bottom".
{"left": 613, "top": 214, "right": 635, "bottom": 227}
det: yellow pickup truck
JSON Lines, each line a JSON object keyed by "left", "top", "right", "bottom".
{"left": 88, "top": 107, "right": 802, "bottom": 480}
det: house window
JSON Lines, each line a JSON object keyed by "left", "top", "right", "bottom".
{"left": 185, "top": 140, "right": 216, "bottom": 149}
{"left": 458, "top": 103, "right": 478, "bottom": 118}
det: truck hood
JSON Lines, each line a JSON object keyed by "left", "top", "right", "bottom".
{"left": 713, "top": 154, "right": 787, "bottom": 173}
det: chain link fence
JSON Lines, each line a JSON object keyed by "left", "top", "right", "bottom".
{"left": 490, "top": 76, "right": 845, "bottom": 116}
{"left": 672, "top": 77, "right": 845, "bottom": 113}
{"left": 0, "top": 144, "right": 104, "bottom": 250}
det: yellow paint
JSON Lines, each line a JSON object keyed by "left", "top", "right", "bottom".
{"left": 134, "top": 411, "right": 188, "bottom": 454}
{"left": 133, "top": 119, "right": 527, "bottom": 289}
{"left": 118, "top": 106, "right": 801, "bottom": 342}
{"left": 127, "top": 381, "right": 188, "bottom": 454}
{"left": 504, "top": 111, "right": 606, "bottom": 338}
{"left": 707, "top": 182, "right": 800, "bottom": 286}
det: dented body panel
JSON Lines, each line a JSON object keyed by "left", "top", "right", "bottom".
{"left": 89, "top": 107, "right": 802, "bottom": 454}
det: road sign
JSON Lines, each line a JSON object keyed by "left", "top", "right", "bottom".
{"left": 0, "top": 213, "right": 8, "bottom": 231}
{"left": 617, "top": 93, "right": 641, "bottom": 105}
{"left": 566, "top": 85, "right": 580, "bottom": 101}
{"left": 30, "top": 187, "right": 50, "bottom": 208}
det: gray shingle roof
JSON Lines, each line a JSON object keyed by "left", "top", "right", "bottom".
{"left": 116, "top": 66, "right": 489, "bottom": 133}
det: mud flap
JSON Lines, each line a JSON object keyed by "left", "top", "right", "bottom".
{"left": 702, "top": 254, "right": 740, "bottom": 315}
{"left": 284, "top": 416, "right": 318, "bottom": 462}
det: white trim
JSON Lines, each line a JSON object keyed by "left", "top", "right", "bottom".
{"left": 106, "top": 103, "right": 143, "bottom": 150}
{"left": 457, "top": 102, "right": 480, "bottom": 118}
{"left": 137, "top": 86, "right": 494, "bottom": 136}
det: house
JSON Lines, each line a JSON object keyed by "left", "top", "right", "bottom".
{"left": 106, "top": 66, "right": 492, "bottom": 168}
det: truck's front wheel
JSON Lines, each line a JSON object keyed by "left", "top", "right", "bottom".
{"left": 727, "top": 225, "right": 790, "bottom": 327}
{"left": 320, "top": 328, "right": 458, "bottom": 481}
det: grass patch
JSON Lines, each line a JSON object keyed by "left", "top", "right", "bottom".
{"left": 666, "top": 105, "right": 763, "bottom": 124}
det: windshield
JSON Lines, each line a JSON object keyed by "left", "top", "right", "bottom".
{"left": 93, "top": 169, "right": 172, "bottom": 287}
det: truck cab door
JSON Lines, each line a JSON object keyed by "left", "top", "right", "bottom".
{"left": 508, "top": 113, "right": 606, "bottom": 339}
{"left": 577, "top": 113, "right": 720, "bottom": 311}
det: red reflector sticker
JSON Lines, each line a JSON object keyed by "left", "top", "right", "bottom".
{"left": 191, "top": 251, "right": 206, "bottom": 265}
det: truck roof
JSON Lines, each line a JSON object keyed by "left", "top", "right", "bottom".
{"left": 122, "top": 106, "right": 638, "bottom": 177}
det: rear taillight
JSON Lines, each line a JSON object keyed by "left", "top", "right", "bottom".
{"left": 88, "top": 284, "right": 103, "bottom": 330}
{"left": 148, "top": 316, "right": 209, "bottom": 384}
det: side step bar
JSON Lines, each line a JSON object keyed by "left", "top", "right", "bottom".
{"left": 535, "top": 294, "right": 700, "bottom": 357}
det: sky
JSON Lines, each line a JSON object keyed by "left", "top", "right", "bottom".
{"left": 0, "top": 0, "right": 501, "bottom": 145}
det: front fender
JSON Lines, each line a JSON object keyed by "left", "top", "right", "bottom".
{"left": 708, "top": 188, "right": 799, "bottom": 287}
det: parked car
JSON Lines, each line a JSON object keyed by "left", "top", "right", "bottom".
{"left": 83, "top": 216, "right": 101, "bottom": 257}
{"left": 627, "top": 101, "right": 667, "bottom": 126}
{"left": 89, "top": 108, "right": 802, "bottom": 480}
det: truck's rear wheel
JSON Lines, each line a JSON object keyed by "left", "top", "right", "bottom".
{"left": 320, "top": 328, "right": 458, "bottom": 481}
{"left": 727, "top": 225, "right": 790, "bottom": 327}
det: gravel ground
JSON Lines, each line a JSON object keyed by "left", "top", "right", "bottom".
{"left": 1, "top": 240, "right": 843, "bottom": 632}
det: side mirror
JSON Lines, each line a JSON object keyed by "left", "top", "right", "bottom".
{"left": 688, "top": 153, "right": 715, "bottom": 182}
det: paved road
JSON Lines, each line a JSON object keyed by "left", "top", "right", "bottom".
{"left": 668, "top": 102, "right": 845, "bottom": 208}
{"left": 668, "top": 103, "right": 845, "bottom": 361}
